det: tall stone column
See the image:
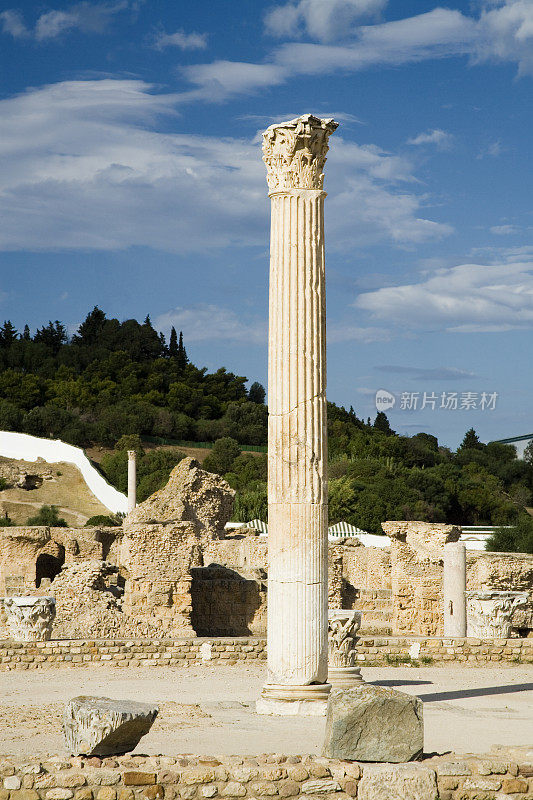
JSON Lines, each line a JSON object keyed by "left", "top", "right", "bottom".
{"left": 127, "top": 450, "right": 137, "bottom": 514}
{"left": 443, "top": 541, "right": 466, "bottom": 637}
{"left": 257, "top": 115, "right": 338, "bottom": 716}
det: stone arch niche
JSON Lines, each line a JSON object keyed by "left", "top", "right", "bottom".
{"left": 35, "top": 544, "right": 65, "bottom": 587}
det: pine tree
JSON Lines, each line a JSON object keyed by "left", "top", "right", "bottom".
{"left": 22, "top": 324, "right": 31, "bottom": 341}
{"left": 373, "top": 411, "right": 394, "bottom": 436}
{"left": 248, "top": 382, "right": 266, "bottom": 404}
{"left": 0, "top": 320, "right": 18, "bottom": 347}
{"left": 459, "top": 428, "right": 483, "bottom": 450}
{"left": 176, "top": 331, "right": 189, "bottom": 371}
{"left": 73, "top": 306, "right": 106, "bottom": 346}
{"left": 168, "top": 326, "right": 179, "bottom": 358}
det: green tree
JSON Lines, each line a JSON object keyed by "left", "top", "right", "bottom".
{"left": 523, "top": 440, "right": 533, "bottom": 465}
{"left": 203, "top": 437, "right": 241, "bottom": 475}
{"left": 373, "top": 411, "right": 394, "bottom": 436}
{"left": 0, "top": 321, "right": 18, "bottom": 347}
{"left": 459, "top": 428, "right": 483, "bottom": 450}
{"left": 34, "top": 320, "right": 68, "bottom": 353}
{"left": 248, "top": 382, "right": 266, "bottom": 404}
{"left": 114, "top": 433, "right": 145, "bottom": 455}
{"left": 233, "top": 485, "right": 267, "bottom": 522}
{"left": 27, "top": 505, "right": 68, "bottom": 527}
{"left": 176, "top": 331, "right": 189, "bottom": 371}
{"left": 168, "top": 326, "right": 179, "bottom": 358}
{"left": 487, "top": 515, "right": 533, "bottom": 554}
{"left": 73, "top": 306, "right": 107, "bottom": 346}
{"left": 85, "top": 514, "right": 121, "bottom": 527}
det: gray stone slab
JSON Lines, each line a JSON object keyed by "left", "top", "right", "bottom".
{"left": 322, "top": 684, "right": 423, "bottom": 762}
{"left": 63, "top": 696, "right": 158, "bottom": 756}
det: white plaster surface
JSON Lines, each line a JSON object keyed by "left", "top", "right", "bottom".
{"left": 0, "top": 431, "right": 128, "bottom": 513}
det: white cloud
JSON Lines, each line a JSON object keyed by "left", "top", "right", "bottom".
{"left": 407, "top": 129, "right": 454, "bottom": 149}
{"left": 0, "top": 1, "right": 134, "bottom": 42}
{"left": 475, "top": 0, "right": 533, "bottom": 76}
{"left": 179, "top": 2, "right": 533, "bottom": 107}
{"left": 355, "top": 260, "right": 533, "bottom": 332}
{"left": 264, "top": 0, "right": 387, "bottom": 42}
{"left": 491, "top": 224, "right": 521, "bottom": 234}
{"left": 478, "top": 139, "right": 504, "bottom": 158}
{"left": 327, "top": 323, "right": 390, "bottom": 343}
{"left": 153, "top": 28, "right": 207, "bottom": 51}
{"left": 181, "top": 61, "right": 287, "bottom": 102}
{"left": 0, "top": 9, "right": 29, "bottom": 37}
{"left": 0, "top": 79, "right": 452, "bottom": 253}
{"left": 155, "top": 305, "right": 266, "bottom": 344}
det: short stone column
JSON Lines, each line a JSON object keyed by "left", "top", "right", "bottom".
{"left": 127, "top": 450, "right": 137, "bottom": 513}
{"left": 466, "top": 590, "right": 529, "bottom": 638}
{"left": 4, "top": 596, "right": 55, "bottom": 641}
{"left": 257, "top": 115, "right": 338, "bottom": 716}
{"left": 443, "top": 541, "right": 466, "bottom": 637}
{"left": 328, "top": 609, "right": 364, "bottom": 688}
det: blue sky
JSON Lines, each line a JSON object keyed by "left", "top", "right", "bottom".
{"left": 0, "top": 0, "right": 532, "bottom": 448}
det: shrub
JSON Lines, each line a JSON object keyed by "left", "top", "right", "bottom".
{"left": 27, "top": 504, "right": 68, "bottom": 527}
{"left": 84, "top": 514, "right": 121, "bottom": 527}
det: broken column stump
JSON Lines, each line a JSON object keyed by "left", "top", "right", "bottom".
{"left": 63, "top": 696, "right": 159, "bottom": 756}
{"left": 322, "top": 684, "right": 423, "bottom": 762}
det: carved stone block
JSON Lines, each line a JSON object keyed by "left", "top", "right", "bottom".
{"left": 63, "top": 696, "right": 159, "bottom": 756}
{"left": 466, "top": 590, "right": 530, "bottom": 638}
{"left": 328, "top": 609, "right": 363, "bottom": 687}
{"left": 4, "top": 595, "right": 55, "bottom": 641}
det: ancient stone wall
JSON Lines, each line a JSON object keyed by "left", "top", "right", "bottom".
{"left": 0, "top": 526, "right": 104, "bottom": 595}
{"left": 190, "top": 566, "right": 267, "bottom": 636}
{"left": 0, "top": 749, "right": 532, "bottom": 800}
{"left": 0, "top": 635, "right": 531, "bottom": 670}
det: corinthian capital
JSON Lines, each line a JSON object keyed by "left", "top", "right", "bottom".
{"left": 262, "top": 114, "right": 338, "bottom": 192}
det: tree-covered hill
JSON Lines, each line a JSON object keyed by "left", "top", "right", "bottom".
{"left": 1, "top": 309, "right": 532, "bottom": 551}
{"left": 0, "top": 308, "right": 266, "bottom": 447}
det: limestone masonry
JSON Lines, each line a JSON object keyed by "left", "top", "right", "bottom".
{"left": 0, "top": 462, "right": 532, "bottom": 641}
{"left": 0, "top": 748, "right": 531, "bottom": 800}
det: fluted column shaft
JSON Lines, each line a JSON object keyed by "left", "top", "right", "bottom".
{"left": 127, "top": 450, "right": 137, "bottom": 514}
{"left": 258, "top": 114, "right": 337, "bottom": 714}
{"left": 267, "top": 189, "right": 328, "bottom": 686}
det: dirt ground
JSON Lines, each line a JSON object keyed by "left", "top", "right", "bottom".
{"left": 0, "top": 459, "right": 110, "bottom": 526}
{"left": 0, "top": 662, "right": 531, "bottom": 758}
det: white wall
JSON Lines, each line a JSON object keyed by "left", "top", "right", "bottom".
{"left": 0, "top": 431, "right": 128, "bottom": 514}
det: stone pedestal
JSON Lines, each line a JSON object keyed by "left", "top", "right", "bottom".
{"left": 443, "top": 541, "right": 466, "bottom": 637}
{"left": 127, "top": 450, "right": 137, "bottom": 513}
{"left": 257, "top": 115, "right": 338, "bottom": 716}
{"left": 328, "top": 609, "right": 364, "bottom": 688}
{"left": 4, "top": 596, "right": 55, "bottom": 641}
{"left": 466, "top": 590, "right": 529, "bottom": 638}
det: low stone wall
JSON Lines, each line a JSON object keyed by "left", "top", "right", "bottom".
{"left": 0, "top": 752, "right": 531, "bottom": 800}
{"left": 0, "top": 636, "right": 532, "bottom": 670}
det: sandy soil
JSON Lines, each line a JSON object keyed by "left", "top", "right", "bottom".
{"left": 0, "top": 662, "right": 531, "bottom": 758}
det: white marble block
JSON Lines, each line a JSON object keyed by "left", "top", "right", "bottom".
{"left": 63, "top": 696, "right": 159, "bottom": 756}
{"left": 328, "top": 609, "right": 364, "bottom": 688}
{"left": 466, "top": 590, "right": 529, "bottom": 638}
{"left": 4, "top": 595, "right": 56, "bottom": 641}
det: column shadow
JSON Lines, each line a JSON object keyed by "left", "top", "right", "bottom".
{"left": 417, "top": 683, "right": 533, "bottom": 703}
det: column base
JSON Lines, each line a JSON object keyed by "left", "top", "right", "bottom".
{"left": 328, "top": 666, "right": 364, "bottom": 689}
{"left": 256, "top": 683, "right": 331, "bottom": 716}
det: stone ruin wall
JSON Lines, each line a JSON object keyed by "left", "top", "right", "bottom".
{"left": 0, "top": 482, "right": 532, "bottom": 639}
